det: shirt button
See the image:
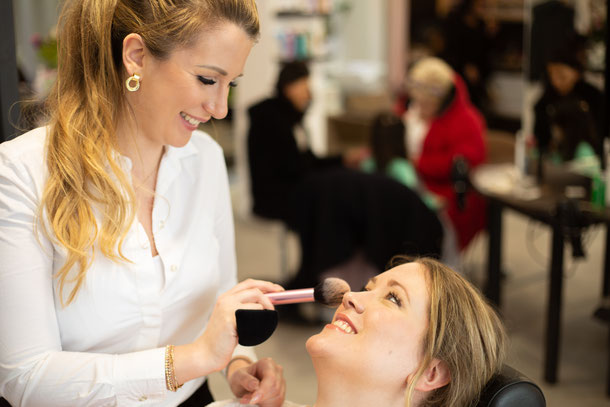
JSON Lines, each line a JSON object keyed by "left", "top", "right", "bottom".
{"left": 138, "top": 395, "right": 147, "bottom": 401}
{"left": 171, "top": 264, "right": 178, "bottom": 272}
{"left": 159, "top": 220, "right": 165, "bottom": 229}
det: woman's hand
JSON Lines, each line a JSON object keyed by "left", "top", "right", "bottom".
{"left": 173, "top": 279, "right": 283, "bottom": 385}
{"left": 197, "top": 279, "right": 283, "bottom": 371}
{"left": 228, "top": 357, "right": 286, "bottom": 407}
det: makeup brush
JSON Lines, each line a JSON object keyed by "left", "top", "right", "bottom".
{"left": 236, "top": 278, "right": 350, "bottom": 346}
{"left": 265, "top": 277, "right": 350, "bottom": 306}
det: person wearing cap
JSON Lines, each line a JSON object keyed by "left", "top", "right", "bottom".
{"left": 404, "top": 57, "right": 487, "bottom": 251}
{"left": 533, "top": 37, "right": 604, "bottom": 159}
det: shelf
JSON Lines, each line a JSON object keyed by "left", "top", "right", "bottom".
{"left": 483, "top": 0, "right": 524, "bottom": 23}
{"left": 278, "top": 55, "right": 330, "bottom": 64}
{"left": 276, "top": 11, "right": 331, "bottom": 18}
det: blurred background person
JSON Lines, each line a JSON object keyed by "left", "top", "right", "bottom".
{"left": 247, "top": 61, "right": 361, "bottom": 231}
{"left": 533, "top": 36, "right": 604, "bottom": 163}
{"left": 442, "top": 0, "right": 498, "bottom": 113}
{"left": 545, "top": 98, "right": 601, "bottom": 174}
{"left": 404, "top": 57, "right": 487, "bottom": 251}
{"left": 361, "top": 112, "right": 442, "bottom": 211}
{"left": 360, "top": 112, "right": 459, "bottom": 268}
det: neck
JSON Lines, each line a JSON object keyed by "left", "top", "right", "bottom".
{"left": 312, "top": 364, "right": 408, "bottom": 407}
{"left": 115, "top": 115, "right": 165, "bottom": 184}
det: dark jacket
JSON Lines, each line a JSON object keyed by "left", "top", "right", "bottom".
{"left": 534, "top": 80, "right": 604, "bottom": 156}
{"left": 247, "top": 95, "right": 341, "bottom": 227}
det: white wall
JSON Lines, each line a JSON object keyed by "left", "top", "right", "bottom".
{"left": 327, "top": 1, "right": 389, "bottom": 92}
{"left": 233, "top": 0, "right": 279, "bottom": 217}
{"left": 334, "top": 1, "right": 387, "bottom": 62}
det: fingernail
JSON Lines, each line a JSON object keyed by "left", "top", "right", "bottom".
{"left": 250, "top": 393, "right": 261, "bottom": 404}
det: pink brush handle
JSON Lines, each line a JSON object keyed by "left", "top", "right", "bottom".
{"left": 266, "top": 288, "right": 314, "bottom": 305}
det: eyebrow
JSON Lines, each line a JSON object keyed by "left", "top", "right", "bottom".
{"left": 196, "top": 64, "right": 245, "bottom": 79}
{"left": 197, "top": 64, "right": 228, "bottom": 76}
{"left": 388, "top": 279, "right": 411, "bottom": 304}
{"left": 364, "top": 277, "right": 411, "bottom": 304}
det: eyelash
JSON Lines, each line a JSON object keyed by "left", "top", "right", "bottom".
{"left": 197, "top": 76, "right": 238, "bottom": 88}
{"left": 362, "top": 287, "right": 402, "bottom": 307}
{"left": 387, "top": 291, "right": 402, "bottom": 306}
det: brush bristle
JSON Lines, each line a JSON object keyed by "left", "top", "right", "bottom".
{"left": 313, "top": 277, "right": 350, "bottom": 307}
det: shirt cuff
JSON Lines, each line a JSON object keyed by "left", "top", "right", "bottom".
{"left": 113, "top": 347, "right": 167, "bottom": 404}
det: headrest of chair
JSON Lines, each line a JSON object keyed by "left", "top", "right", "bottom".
{"left": 476, "top": 365, "right": 546, "bottom": 407}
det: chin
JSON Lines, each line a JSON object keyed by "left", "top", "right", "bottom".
{"left": 305, "top": 330, "right": 345, "bottom": 360}
{"left": 167, "top": 132, "right": 193, "bottom": 148}
{"left": 172, "top": 138, "right": 192, "bottom": 148}
{"left": 305, "top": 333, "right": 326, "bottom": 357}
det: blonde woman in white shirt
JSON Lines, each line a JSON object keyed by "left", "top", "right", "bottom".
{"left": 0, "top": 1, "right": 286, "bottom": 406}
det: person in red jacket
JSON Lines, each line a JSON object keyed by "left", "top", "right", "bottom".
{"left": 404, "top": 57, "right": 487, "bottom": 250}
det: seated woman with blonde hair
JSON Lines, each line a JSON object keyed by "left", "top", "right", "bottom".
{"left": 210, "top": 256, "right": 507, "bottom": 406}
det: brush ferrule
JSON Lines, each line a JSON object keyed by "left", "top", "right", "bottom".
{"left": 266, "top": 288, "right": 315, "bottom": 305}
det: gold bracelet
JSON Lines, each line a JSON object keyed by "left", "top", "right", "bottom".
{"left": 225, "top": 356, "right": 253, "bottom": 379}
{"left": 165, "top": 345, "right": 183, "bottom": 392}
{"left": 165, "top": 345, "right": 174, "bottom": 392}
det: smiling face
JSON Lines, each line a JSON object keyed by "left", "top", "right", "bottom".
{"left": 306, "top": 263, "right": 431, "bottom": 390}
{"left": 122, "top": 22, "right": 254, "bottom": 149}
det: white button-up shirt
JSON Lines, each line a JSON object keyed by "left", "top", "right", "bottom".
{"left": 0, "top": 127, "right": 255, "bottom": 406}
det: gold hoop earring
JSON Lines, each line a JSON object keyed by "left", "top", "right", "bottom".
{"left": 125, "top": 73, "right": 141, "bottom": 92}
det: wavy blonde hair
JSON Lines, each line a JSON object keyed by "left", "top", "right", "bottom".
{"left": 393, "top": 257, "right": 507, "bottom": 407}
{"left": 41, "top": 0, "right": 259, "bottom": 306}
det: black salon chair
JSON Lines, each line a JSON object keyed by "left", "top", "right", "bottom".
{"left": 476, "top": 365, "right": 546, "bottom": 407}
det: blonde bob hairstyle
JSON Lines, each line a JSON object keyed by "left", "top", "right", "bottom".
{"left": 407, "top": 57, "right": 454, "bottom": 101}
{"left": 41, "top": 0, "right": 259, "bottom": 306}
{"left": 391, "top": 256, "right": 508, "bottom": 407}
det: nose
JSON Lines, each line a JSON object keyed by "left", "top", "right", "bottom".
{"left": 203, "top": 87, "right": 229, "bottom": 120}
{"left": 342, "top": 291, "right": 365, "bottom": 313}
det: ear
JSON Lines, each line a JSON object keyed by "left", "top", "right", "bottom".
{"left": 122, "top": 33, "right": 146, "bottom": 76}
{"left": 414, "top": 359, "right": 451, "bottom": 392}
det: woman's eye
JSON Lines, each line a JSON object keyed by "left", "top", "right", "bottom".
{"left": 229, "top": 81, "right": 238, "bottom": 88}
{"left": 197, "top": 76, "right": 216, "bottom": 85}
{"left": 387, "top": 291, "right": 402, "bottom": 306}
